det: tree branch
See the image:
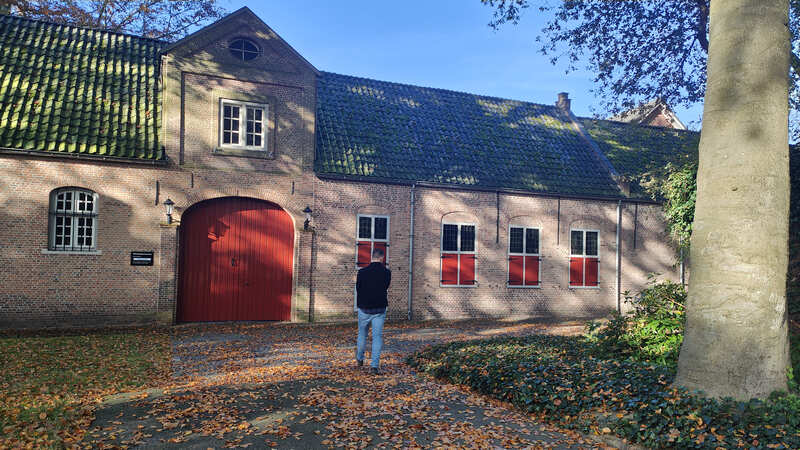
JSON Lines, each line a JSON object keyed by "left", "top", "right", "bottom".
{"left": 694, "top": 0, "right": 709, "bottom": 52}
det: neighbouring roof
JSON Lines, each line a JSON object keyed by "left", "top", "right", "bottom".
{"left": 315, "top": 72, "right": 624, "bottom": 197}
{"left": 0, "top": 14, "right": 165, "bottom": 160}
{"left": 580, "top": 118, "right": 699, "bottom": 198}
{"left": 609, "top": 98, "right": 687, "bottom": 130}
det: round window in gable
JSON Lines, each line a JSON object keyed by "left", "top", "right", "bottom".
{"left": 228, "top": 38, "right": 260, "bottom": 61}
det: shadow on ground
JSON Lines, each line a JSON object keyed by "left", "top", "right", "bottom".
{"left": 86, "top": 320, "right": 606, "bottom": 449}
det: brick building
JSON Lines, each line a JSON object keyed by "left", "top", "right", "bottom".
{"left": 0, "top": 8, "right": 699, "bottom": 328}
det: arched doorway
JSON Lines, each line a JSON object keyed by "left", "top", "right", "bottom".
{"left": 177, "top": 197, "right": 294, "bottom": 322}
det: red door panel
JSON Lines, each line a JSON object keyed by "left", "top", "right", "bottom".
{"left": 524, "top": 256, "right": 540, "bottom": 286}
{"left": 441, "top": 253, "right": 459, "bottom": 285}
{"left": 357, "top": 241, "right": 371, "bottom": 267}
{"left": 585, "top": 257, "right": 599, "bottom": 287}
{"left": 178, "top": 198, "right": 294, "bottom": 322}
{"left": 569, "top": 257, "right": 584, "bottom": 286}
{"left": 460, "top": 254, "right": 476, "bottom": 285}
{"left": 508, "top": 255, "right": 523, "bottom": 285}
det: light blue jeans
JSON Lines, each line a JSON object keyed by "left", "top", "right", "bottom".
{"left": 356, "top": 308, "right": 386, "bottom": 368}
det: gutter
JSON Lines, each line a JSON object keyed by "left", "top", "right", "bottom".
{"left": 407, "top": 184, "right": 416, "bottom": 320}
{"left": 314, "top": 172, "right": 660, "bottom": 205}
{"left": 0, "top": 147, "right": 169, "bottom": 166}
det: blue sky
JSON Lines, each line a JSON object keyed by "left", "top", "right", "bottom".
{"left": 227, "top": 0, "right": 703, "bottom": 127}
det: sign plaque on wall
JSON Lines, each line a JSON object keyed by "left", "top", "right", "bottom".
{"left": 130, "top": 251, "right": 154, "bottom": 266}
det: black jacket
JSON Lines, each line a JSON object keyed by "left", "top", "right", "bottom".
{"left": 356, "top": 262, "right": 391, "bottom": 310}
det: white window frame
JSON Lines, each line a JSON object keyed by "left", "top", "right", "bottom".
{"left": 355, "top": 214, "right": 390, "bottom": 268}
{"left": 48, "top": 188, "right": 99, "bottom": 252}
{"left": 219, "top": 99, "right": 267, "bottom": 150}
{"left": 507, "top": 224, "right": 541, "bottom": 288}
{"left": 569, "top": 228, "right": 600, "bottom": 289}
{"left": 440, "top": 222, "right": 477, "bottom": 288}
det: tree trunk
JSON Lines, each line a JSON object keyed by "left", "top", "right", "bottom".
{"left": 675, "top": 0, "right": 791, "bottom": 400}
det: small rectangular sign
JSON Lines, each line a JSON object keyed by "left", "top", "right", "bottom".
{"left": 130, "top": 251, "right": 154, "bottom": 266}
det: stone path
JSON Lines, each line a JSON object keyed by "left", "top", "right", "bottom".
{"left": 86, "top": 320, "right": 612, "bottom": 449}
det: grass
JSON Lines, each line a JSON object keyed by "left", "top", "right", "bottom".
{"left": 0, "top": 329, "right": 170, "bottom": 448}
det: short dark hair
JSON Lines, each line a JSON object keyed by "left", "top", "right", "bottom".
{"left": 372, "top": 247, "right": 385, "bottom": 258}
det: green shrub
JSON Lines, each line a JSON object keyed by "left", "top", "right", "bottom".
{"left": 408, "top": 335, "right": 800, "bottom": 449}
{"left": 585, "top": 275, "right": 685, "bottom": 368}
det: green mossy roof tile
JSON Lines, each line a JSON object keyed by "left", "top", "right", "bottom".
{"left": 315, "top": 72, "right": 623, "bottom": 197}
{"left": 0, "top": 14, "right": 165, "bottom": 160}
{"left": 579, "top": 118, "right": 699, "bottom": 198}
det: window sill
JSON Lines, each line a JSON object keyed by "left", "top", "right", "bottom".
{"left": 439, "top": 284, "right": 478, "bottom": 288}
{"left": 41, "top": 249, "right": 102, "bottom": 255}
{"left": 507, "top": 285, "right": 541, "bottom": 289}
{"left": 568, "top": 285, "right": 600, "bottom": 290}
{"left": 214, "top": 148, "right": 272, "bottom": 159}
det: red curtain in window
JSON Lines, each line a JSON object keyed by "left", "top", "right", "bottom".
{"left": 585, "top": 257, "right": 599, "bottom": 286}
{"left": 357, "top": 241, "right": 371, "bottom": 267}
{"left": 524, "top": 256, "right": 540, "bottom": 286}
{"left": 459, "top": 254, "right": 476, "bottom": 285}
{"left": 569, "top": 257, "right": 584, "bottom": 286}
{"left": 441, "top": 253, "right": 459, "bottom": 285}
{"left": 508, "top": 255, "right": 524, "bottom": 285}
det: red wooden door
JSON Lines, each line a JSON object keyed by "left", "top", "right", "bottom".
{"left": 177, "top": 198, "right": 294, "bottom": 322}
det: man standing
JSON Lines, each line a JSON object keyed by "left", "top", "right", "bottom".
{"left": 356, "top": 247, "right": 391, "bottom": 374}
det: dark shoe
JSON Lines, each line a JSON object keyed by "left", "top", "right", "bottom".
{"left": 370, "top": 367, "right": 381, "bottom": 375}
{"left": 357, "top": 359, "right": 364, "bottom": 367}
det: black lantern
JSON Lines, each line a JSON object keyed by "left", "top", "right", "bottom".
{"left": 163, "top": 198, "right": 175, "bottom": 224}
{"left": 303, "top": 206, "right": 313, "bottom": 231}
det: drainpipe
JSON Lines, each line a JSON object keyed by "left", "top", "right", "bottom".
{"left": 407, "top": 184, "right": 416, "bottom": 320}
{"left": 616, "top": 200, "right": 622, "bottom": 313}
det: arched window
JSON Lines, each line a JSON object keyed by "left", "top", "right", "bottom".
{"left": 228, "top": 38, "right": 260, "bottom": 61}
{"left": 49, "top": 188, "right": 98, "bottom": 251}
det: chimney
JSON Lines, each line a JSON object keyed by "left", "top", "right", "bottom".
{"left": 556, "top": 92, "right": 571, "bottom": 112}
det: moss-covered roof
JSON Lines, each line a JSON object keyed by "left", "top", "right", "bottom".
{"left": 316, "top": 72, "right": 624, "bottom": 197}
{"left": 0, "top": 14, "right": 165, "bottom": 160}
{"left": 580, "top": 118, "right": 700, "bottom": 198}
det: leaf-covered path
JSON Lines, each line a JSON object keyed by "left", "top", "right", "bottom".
{"left": 86, "top": 320, "right": 612, "bottom": 449}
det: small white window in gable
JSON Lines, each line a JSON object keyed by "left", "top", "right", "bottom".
{"left": 220, "top": 99, "right": 267, "bottom": 150}
{"left": 228, "top": 38, "right": 260, "bottom": 61}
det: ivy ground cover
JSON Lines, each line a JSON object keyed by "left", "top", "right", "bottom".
{"left": 408, "top": 334, "right": 800, "bottom": 449}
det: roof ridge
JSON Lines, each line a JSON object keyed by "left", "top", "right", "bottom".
{"left": 0, "top": 13, "right": 169, "bottom": 45}
{"left": 320, "top": 70, "right": 558, "bottom": 111}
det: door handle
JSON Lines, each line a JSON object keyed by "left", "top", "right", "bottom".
{"left": 231, "top": 257, "right": 237, "bottom": 267}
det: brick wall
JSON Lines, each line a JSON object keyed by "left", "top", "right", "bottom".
{"left": 308, "top": 180, "right": 680, "bottom": 322}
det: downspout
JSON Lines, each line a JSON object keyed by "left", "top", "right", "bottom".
{"left": 407, "top": 184, "right": 416, "bottom": 320}
{"left": 495, "top": 191, "right": 500, "bottom": 244}
{"left": 616, "top": 200, "right": 622, "bottom": 313}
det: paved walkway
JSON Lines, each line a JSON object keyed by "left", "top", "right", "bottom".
{"left": 86, "top": 320, "right": 611, "bottom": 449}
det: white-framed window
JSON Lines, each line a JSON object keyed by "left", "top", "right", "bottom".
{"left": 440, "top": 222, "right": 476, "bottom": 287}
{"left": 228, "top": 38, "right": 260, "bottom": 61}
{"left": 569, "top": 229, "right": 599, "bottom": 288}
{"left": 356, "top": 215, "right": 389, "bottom": 267}
{"left": 48, "top": 188, "right": 98, "bottom": 252}
{"left": 219, "top": 99, "right": 267, "bottom": 150}
{"left": 508, "top": 225, "right": 540, "bottom": 287}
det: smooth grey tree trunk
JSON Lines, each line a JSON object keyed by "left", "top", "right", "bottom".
{"left": 675, "top": 0, "right": 791, "bottom": 400}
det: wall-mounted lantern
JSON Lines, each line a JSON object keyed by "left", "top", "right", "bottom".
{"left": 163, "top": 198, "right": 175, "bottom": 224}
{"left": 303, "top": 206, "right": 313, "bottom": 231}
